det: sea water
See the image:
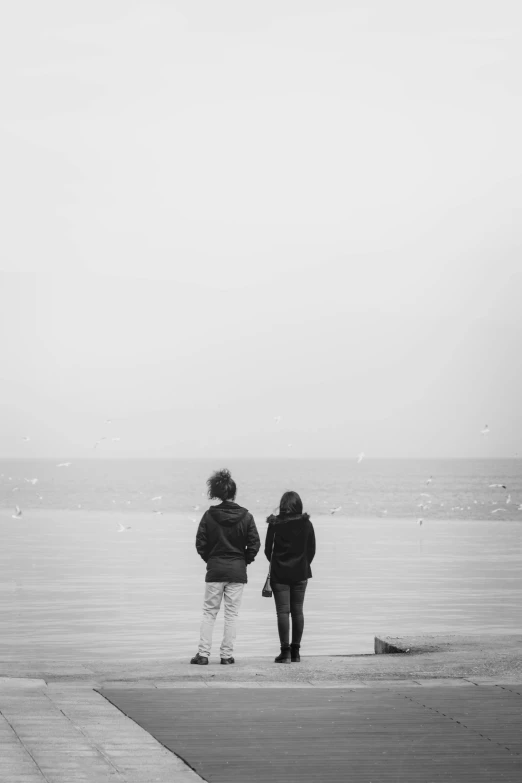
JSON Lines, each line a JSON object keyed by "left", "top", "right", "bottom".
{"left": 1, "top": 459, "right": 521, "bottom": 660}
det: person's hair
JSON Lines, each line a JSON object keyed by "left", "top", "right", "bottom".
{"left": 278, "top": 490, "right": 303, "bottom": 517}
{"left": 207, "top": 468, "right": 237, "bottom": 501}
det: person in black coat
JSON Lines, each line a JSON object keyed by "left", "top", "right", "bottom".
{"left": 265, "top": 490, "right": 316, "bottom": 663}
{"left": 191, "top": 468, "right": 260, "bottom": 666}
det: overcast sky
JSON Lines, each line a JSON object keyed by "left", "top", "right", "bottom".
{"left": 1, "top": 1, "right": 521, "bottom": 458}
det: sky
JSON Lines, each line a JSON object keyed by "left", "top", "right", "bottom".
{"left": 1, "top": 1, "right": 521, "bottom": 458}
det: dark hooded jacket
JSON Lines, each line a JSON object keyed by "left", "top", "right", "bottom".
{"left": 196, "top": 501, "right": 261, "bottom": 583}
{"left": 264, "top": 513, "right": 316, "bottom": 584}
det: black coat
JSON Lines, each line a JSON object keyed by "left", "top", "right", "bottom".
{"left": 196, "top": 501, "right": 260, "bottom": 583}
{"left": 264, "top": 513, "right": 316, "bottom": 584}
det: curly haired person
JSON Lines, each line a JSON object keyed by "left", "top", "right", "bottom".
{"left": 191, "top": 468, "right": 260, "bottom": 665}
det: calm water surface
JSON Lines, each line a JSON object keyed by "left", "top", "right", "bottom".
{"left": 1, "top": 507, "right": 520, "bottom": 660}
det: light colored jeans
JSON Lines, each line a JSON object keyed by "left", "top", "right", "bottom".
{"left": 198, "top": 581, "right": 244, "bottom": 659}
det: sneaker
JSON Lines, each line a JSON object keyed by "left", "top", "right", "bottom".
{"left": 190, "top": 653, "right": 208, "bottom": 665}
{"left": 220, "top": 657, "right": 235, "bottom": 665}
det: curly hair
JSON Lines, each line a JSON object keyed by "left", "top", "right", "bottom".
{"left": 206, "top": 468, "right": 237, "bottom": 501}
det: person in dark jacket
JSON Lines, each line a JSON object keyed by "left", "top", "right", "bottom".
{"left": 191, "top": 468, "right": 260, "bottom": 665}
{"left": 265, "top": 490, "right": 315, "bottom": 663}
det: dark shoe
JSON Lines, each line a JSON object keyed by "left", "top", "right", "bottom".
{"left": 220, "top": 657, "right": 235, "bottom": 665}
{"left": 291, "top": 644, "right": 301, "bottom": 662}
{"left": 190, "top": 653, "right": 208, "bottom": 665}
{"left": 274, "top": 645, "right": 291, "bottom": 663}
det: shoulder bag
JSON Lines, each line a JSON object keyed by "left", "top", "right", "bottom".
{"left": 262, "top": 534, "right": 275, "bottom": 597}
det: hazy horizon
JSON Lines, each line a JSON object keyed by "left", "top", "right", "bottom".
{"left": 1, "top": 2, "right": 521, "bottom": 459}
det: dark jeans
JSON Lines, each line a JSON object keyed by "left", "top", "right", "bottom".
{"left": 271, "top": 580, "right": 308, "bottom": 647}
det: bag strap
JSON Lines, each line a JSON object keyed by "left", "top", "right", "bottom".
{"left": 267, "top": 532, "right": 275, "bottom": 578}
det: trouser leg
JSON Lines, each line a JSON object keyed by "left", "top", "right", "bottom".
{"left": 290, "top": 580, "right": 308, "bottom": 646}
{"left": 198, "top": 582, "right": 225, "bottom": 657}
{"left": 220, "top": 582, "right": 244, "bottom": 658}
{"left": 272, "top": 582, "right": 291, "bottom": 646}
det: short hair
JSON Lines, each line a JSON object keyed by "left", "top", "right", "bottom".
{"left": 278, "top": 490, "right": 303, "bottom": 517}
{"left": 207, "top": 468, "right": 237, "bottom": 501}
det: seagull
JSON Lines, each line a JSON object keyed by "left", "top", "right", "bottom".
{"left": 274, "top": 416, "right": 282, "bottom": 424}
{"left": 21, "top": 436, "right": 30, "bottom": 442}
{"left": 93, "top": 437, "right": 107, "bottom": 448}
{"left": 36, "top": 494, "right": 43, "bottom": 500}
{"left": 190, "top": 517, "right": 197, "bottom": 523}
{"left": 24, "top": 478, "right": 38, "bottom": 484}
{"left": 481, "top": 425, "right": 490, "bottom": 435}
{"left": 117, "top": 523, "right": 131, "bottom": 532}
{"left": 153, "top": 509, "right": 163, "bottom": 515}
{"left": 506, "top": 494, "right": 511, "bottom": 504}
{"left": 12, "top": 506, "right": 22, "bottom": 519}
{"left": 329, "top": 506, "right": 342, "bottom": 515}
{"left": 151, "top": 496, "right": 162, "bottom": 502}
{"left": 12, "top": 487, "right": 19, "bottom": 492}
{"left": 357, "top": 452, "right": 365, "bottom": 463}
{"left": 420, "top": 493, "right": 431, "bottom": 498}
{"left": 105, "top": 419, "right": 112, "bottom": 425}
{"left": 111, "top": 437, "right": 121, "bottom": 442}
{"left": 418, "top": 518, "right": 423, "bottom": 526}
{"left": 489, "top": 484, "right": 507, "bottom": 489}
{"left": 518, "top": 504, "right": 522, "bottom": 511}
{"left": 491, "top": 508, "right": 506, "bottom": 513}
{"left": 56, "top": 463, "right": 71, "bottom": 467}
{"left": 193, "top": 505, "right": 200, "bottom": 511}
{"left": 426, "top": 476, "right": 432, "bottom": 486}
{"left": 382, "top": 509, "right": 388, "bottom": 515}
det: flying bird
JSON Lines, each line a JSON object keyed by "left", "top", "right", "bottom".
{"left": 105, "top": 419, "right": 112, "bottom": 424}
{"left": 12, "top": 487, "right": 19, "bottom": 492}
{"left": 491, "top": 508, "right": 506, "bottom": 513}
{"left": 94, "top": 437, "right": 107, "bottom": 448}
{"left": 506, "top": 494, "right": 511, "bottom": 504}
{"left": 111, "top": 437, "right": 121, "bottom": 442}
{"left": 329, "top": 506, "right": 342, "bottom": 515}
{"left": 426, "top": 476, "right": 432, "bottom": 486}
{"left": 152, "top": 509, "right": 163, "bottom": 515}
{"left": 518, "top": 504, "right": 522, "bottom": 511}
{"left": 151, "top": 496, "right": 162, "bottom": 501}
{"left": 117, "top": 523, "right": 131, "bottom": 532}
{"left": 12, "top": 506, "right": 22, "bottom": 519}
{"left": 21, "top": 436, "right": 30, "bottom": 442}
{"left": 56, "top": 463, "right": 71, "bottom": 467}
{"left": 193, "top": 505, "right": 200, "bottom": 511}
{"left": 481, "top": 425, "right": 490, "bottom": 435}
{"left": 418, "top": 519, "right": 423, "bottom": 526}
{"left": 489, "top": 484, "right": 507, "bottom": 489}
{"left": 420, "top": 493, "right": 431, "bottom": 498}
{"left": 24, "top": 478, "right": 38, "bottom": 485}
{"left": 274, "top": 416, "right": 282, "bottom": 424}
{"left": 357, "top": 452, "right": 365, "bottom": 463}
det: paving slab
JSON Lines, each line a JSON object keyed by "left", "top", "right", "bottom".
{"left": 1, "top": 634, "right": 521, "bottom": 781}
{"left": 98, "top": 684, "right": 522, "bottom": 783}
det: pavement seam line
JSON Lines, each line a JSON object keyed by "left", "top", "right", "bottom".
{"left": 0, "top": 706, "right": 52, "bottom": 783}
{"left": 496, "top": 684, "right": 522, "bottom": 697}
{"left": 393, "top": 689, "right": 520, "bottom": 756}
{"left": 42, "top": 689, "right": 125, "bottom": 779}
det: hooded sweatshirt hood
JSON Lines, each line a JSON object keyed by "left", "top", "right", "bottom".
{"left": 208, "top": 500, "right": 249, "bottom": 527}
